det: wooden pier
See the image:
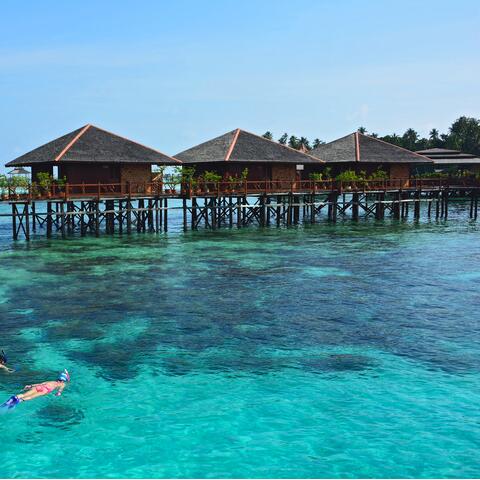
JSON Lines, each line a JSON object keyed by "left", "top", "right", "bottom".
{"left": 2, "top": 178, "right": 480, "bottom": 240}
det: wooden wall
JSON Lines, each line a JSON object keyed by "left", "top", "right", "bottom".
{"left": 31, "top": 164, "right": 53, "bottom": 182}
{"left": 120, "top": 164, "right": 152, "bottom": 185}
{"left": 185, "top": 162, "right": 298, "bottom": 182}
{"left": 55, "top": 163, "right": 152, "bottom": 185}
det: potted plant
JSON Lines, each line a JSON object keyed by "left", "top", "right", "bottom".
{"left": 0, "top": 174, "right": 9, "bottom": 200}
{"left": 37, "top": 172, "right": 54, "bottom": 197}
{"left": 180, "top": 166, "right": 196, "bottom": 195}
{"left": 55, "top": 176, "right": 67, "bottom": 194}
{"left": 336, "top": 169, "right": 363, "bottom": 190}
{"left": 228, "top": 175, "right": 238, "bottom": 193}
{"left": 203, "top": 171, "right": 222, "bottom": 193}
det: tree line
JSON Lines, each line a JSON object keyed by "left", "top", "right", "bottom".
{"left": 262, "top": 116, "right": 480, "bottom": 156}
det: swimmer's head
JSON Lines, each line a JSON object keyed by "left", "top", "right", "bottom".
{"left": 0, "top": 350, "right": 7, "bottom": 365}
{"left": 58, "top": 369, "right": 70, "bottom": 383}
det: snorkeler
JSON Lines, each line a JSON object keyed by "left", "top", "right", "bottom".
{"left": 1, "top": 369, "right": 70, "bottom": 410}
{"left": 0, "top": 350, "right": 14, "bottom": 373}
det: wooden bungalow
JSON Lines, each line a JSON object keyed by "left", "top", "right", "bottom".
{"left": 5, "top": 124, "right": 180, "bottom": 187}
{"left": 307, "top": 132, "right": 433, "bottom": 181}
{"left": 175, "top": 128, "right": 325, "bottom": 185}
{"left": 416, "top": 148, "right": 480, "bottom": 173}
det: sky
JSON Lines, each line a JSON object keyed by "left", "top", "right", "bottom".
{"left": 0, "top": 0, "right": 479, "bottom": 172}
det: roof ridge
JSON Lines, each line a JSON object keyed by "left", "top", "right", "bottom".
{"left": 357, "top": 131, "right": 433, "bottom": 162}
{"left": 224, "top": 128, "right": 241, "bottom": 161}
{"left": 355, "top": 131, "right": 360, "bottom": 162}
{"left": 239, "top": 128, "right": 325, "bottom": 163}
{"left": 54, "top": 124, "right": 91, "bottom": 162}
{"left": 90, "top": 124, "right": 182, "bottom": 164}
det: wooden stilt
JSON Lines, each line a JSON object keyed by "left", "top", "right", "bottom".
{"left": 118, "top": 200, "right": 123, "bottom": 234}
{"left": 60, "top": 202, "right": 66, "bottom": 238}
{"left": 126, "top": 199, "right": 132, "bottom": 234}
{"left": 183, "top": 199, "right": 188, "bottom": 232}
{"left": 352, "top": 192, "right": 359, "bottom": 220}
{"left": 444, "top": 188, "right": 449, "bottom": 219}
{"left": 191, "top": 198, "right": 197, "bottom": 230}
{"left": 414, "top": 190, "right": 420, "bottom": 219}
{"left": 47, "top": 202, "right": 52, "bottom": 237}
{"left": 80, "top": 202, "right": 86, "bottom": 236}
{"left": 475, "top": 190, "right": 478, "bottom": 220}
{"left": 95, "top": 201, "right": 100, "bottom": 237}
{"left": 260, "top": 195, "right": 266, "bottom": 227}
{"left": 237, "top": 197, "right": 242, "bottom": 228}
{"left": 11, "top": 204, "right": 17, "bottom": 240}
{"left": 163, "top": 198, "right": 168, "bottom": 231}
{"left": 276, "top": 195, "right": 281, "bottom": 227}
{"left": 159, "top": 198, "right": 163, "bottom": 231}
{"left": 154, "top": 198, "right": 159, "bottom": 232}
{"left": 31, "top": 202, "right": 36, "bottom": 232}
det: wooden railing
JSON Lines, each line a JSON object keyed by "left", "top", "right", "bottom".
{"left": 1, "top": 177, "right": 479, "bottom": 202}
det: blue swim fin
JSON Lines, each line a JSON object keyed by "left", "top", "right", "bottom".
{"left": 1, "top": 395, "right": 21, "bottom": 410}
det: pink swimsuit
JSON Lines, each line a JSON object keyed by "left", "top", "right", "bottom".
{"left": 35, "top": 383, "right": 55, "bottom": 394}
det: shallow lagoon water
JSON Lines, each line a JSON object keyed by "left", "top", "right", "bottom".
{"left": 1, "top": 201, "right": 480, "bottom": 478}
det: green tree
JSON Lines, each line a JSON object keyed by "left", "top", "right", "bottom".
{"left": 299, "top": 137, "right": 311, "bottom": 150}
{"left": 428, "top": 128, "right": 442, "bottom": 148}
{"left": 380, "top": 133, "right": 402, "bottom": 147}
{"left": 358, "top": 126, "right": 367, "bottom": 134}
{"left": 278, "top": 133, "right": 288, "bottom": 145}
{"left": 263, "top": 131, "right": 273, "bottom": 140}
{"left": 288, "top": 136, "right": 300, "bottom": 149}
{"left": 447, "top": 116, "right": 480, "bottom": 155}
{"left": 402, "top": 128, "right": 420, "bottom": 151}
{"left": 312, "top": 138, "right": 324, "bottom": 149}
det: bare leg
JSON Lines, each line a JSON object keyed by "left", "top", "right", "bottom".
{"left": 18, "top": 388, "right": 45, "bottom": 401}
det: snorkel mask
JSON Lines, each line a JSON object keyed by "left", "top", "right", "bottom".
{"left": 58, "top": 369, "right": 70, "bottom": 382}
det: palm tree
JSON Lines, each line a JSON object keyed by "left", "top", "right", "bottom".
{"left": 278, "top": 133, "right": 288, "bottom": 145}
{"left": 358, "top": 126, "right": 367, "bottom": 134}
{"left": 299, "top": 137, "right": 311, "bottom": 151}
{"left": 428, "top": 128, "right": 441, "bottom": 148}
{"left": 288, "top": 136, "right": 300, "bottom": 149}
{"left": 262, "top": 131, "right": 273, "bottom": 140}
{"left": 402, "top": 128, "right": 419, "bottom": 151}
{"left": 312, "top": 138, "right": 324, "bottom": 149}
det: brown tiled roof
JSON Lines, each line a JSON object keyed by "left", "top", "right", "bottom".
{"left": 310, "top": 132, "right": 433, "bottom": 164}
{"left": 416, "top": 148, "right": 480, "bottom": 164}
{"left": 6, "top": 124, "right": 180, "bottom": 167}
{"left": 175, "top": 129, "right": 325, "bottom": 164}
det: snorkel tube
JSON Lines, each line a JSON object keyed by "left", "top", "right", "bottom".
{"left": 58, "top": 369, "right": 70, "bottom": 383}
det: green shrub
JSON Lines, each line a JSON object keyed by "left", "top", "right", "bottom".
{"left": 240, "top": 168, "right": 249, "bottom": 181}
{"left": 368, "top": 168, "right": 389, "bottom": 180}
{"left": 203, "top": 171, "right": 222, "bottom": 183}
{"left": 336, "top": 170, "right": 364, "bottom": 182}
{"left": 309, "top": 172, "right": 323, "bottom": 181}
{"left": 0, "top": 174, "right": 8, "bottom": 193}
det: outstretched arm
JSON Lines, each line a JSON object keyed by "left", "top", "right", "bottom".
{"left": 55, "top": 383, "right": 65, "bottom": 397}
{"left": 23, "top": 383, "right": 40, "bottom": 390}
{"left": 0, "top": 364, "right": 15, "bottom": 373}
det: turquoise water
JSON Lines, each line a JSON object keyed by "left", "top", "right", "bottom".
{"left": 1, "top": 201, "right": 480, "bottom": 478}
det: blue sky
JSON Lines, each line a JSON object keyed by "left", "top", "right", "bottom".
{"left": 0, "top": 0, "right": 479, "bottom": 171}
